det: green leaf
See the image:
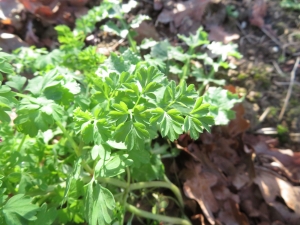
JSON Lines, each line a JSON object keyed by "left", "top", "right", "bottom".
{"left": 96, "top": 153, "right": 133, "bottom": 177}
{"left": 102, "top": 21, "right": 128, "bottom": 38}
{"left": 130, "top": 14, "right": 150, "bottom": 28}
{"left": 136, "top": 66, "right": 165, "bottom": 94}
{"left": 150, "top": 108, "right": 184, "bottom": 141}
{"left": 150, "top": 40, "right": 170, "bottom": 60}
{"left": 0, "top": 85, "right": 17, "bottom": 123}
{"left": 131, "top": 154, "right": 165, "bottom": 181}
{"left": 14, "top": 98, "right": 64, "bottom": 137}
{"left": 184, "top": 97, "right": 214, "bottom": 139}
{"left": 74, "top": 107, "right": 110, "bottom": 144}
{"left": 178, "top": 27, "right": 209, "bottom": 48}
{"left": 5, "top": 76, "right": 27, "bottom": 92}
{"left": 113, "top": 121, "right": 149, "bottom": 150}
{"left": 108, "top": 101, "right": 129, "bottom": 125}
{"left": 203, "top": 87, "right": 243, "bottom": 125}
{"left": 30, "top": 204, "right": 57, "bottom": 225}
{"left": 105, "top": 52, "right": 131, "bottom": 74}
{"left": 128, "top": 148, "right": 151, "bottom": 167}
{"left": 84, "top": 182, "right": 115, "bottom": 225}
{"left": 207, "top": 42, "right": 242, "bottom": 61}
{"left": 0, "top": 62, "right": 14, "bottom": 74}
{"left": 3, "top": 194, "right": 39, "bottom": 225}
{"left": 91, "top": 144, "right": 111, "bottom": 161}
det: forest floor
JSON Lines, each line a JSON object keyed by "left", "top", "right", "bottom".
{"left": 1, "top": 0, "right": 300, "bottom": 224}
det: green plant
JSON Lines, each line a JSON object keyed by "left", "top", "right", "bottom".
{"left": 140, "top": 28, "right": 242, "bottom": 92}
{"left": 280, "top": 0, "right": 300, "bottom": 10}
{"left": 0, "top": 2, "right": 243, "bottom": 224}
{"left": 100, "top": 0, "right": 150, "bottom": 53}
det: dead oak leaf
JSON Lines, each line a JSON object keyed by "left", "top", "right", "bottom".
{"left": 218, "top": 199, "right": 249, "bottom": 225}
{"left": 249, "top": 0, "right": 267, "bottom": 28}
{"left": 208, "top": 25, "right": 240, "bottom": 44}
{"left": 255, "top": 167, "right": 300, "bottom": 216}
{"left": 183, "top": 165, "right": 219, "bottom": 225}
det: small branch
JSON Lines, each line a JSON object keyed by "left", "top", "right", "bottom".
{"left": 125, "top": 203, "right": 192, "bottom": 225}
{"left": 279, "top": 57, "right": 300, "bottom": 120}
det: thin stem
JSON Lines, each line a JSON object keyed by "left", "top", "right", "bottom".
{"left": 97, "top": 177, "right": 184, "bottom": 208}
{"left": 17, "top": 134, "right": 27, "bottom": 152}
{"left": 120, "top": 19, "right": 137, "bottom": 53}
{"left": 56, "top": 121, "right": 93, "bottom": 175}
{"left": 125, "top": 203, "right": 191, "bottom": 225}
{"left": 120, "top": 167, "right": 131, "bottom": 225}
{"left": 179, "top": 48, "right": 194, "bottom": 85}
{"left": 56, "top": 121, "right": 80, "bottom": 156}
{"left": 97, "top": 177, "right": 127, "bottom": 188}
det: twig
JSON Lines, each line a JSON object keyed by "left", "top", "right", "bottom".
{"left": 278, "top": 57, "right": 300, "bottom": 120}
{"left": 261, "top": 27, "right": 282, "bottom": 48}
{"left": 258, "top": 107, "right": 271, "bottom": 123}
{"left": 272, "top": 60, "right": 286, "bottom": 77}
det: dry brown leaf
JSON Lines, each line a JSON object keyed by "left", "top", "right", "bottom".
{"left": 208, "top": 25, "right": 240, "bottom": 44}
{"left": 134, "top": 21, "right": 160, "bottom": 43}
{"left": 183, "top": 164, "right": 219, "bottom": 225}
{"left": 0, "top": 0, "right": 24, "bottom": 29}
{"left": 228, "top": 104, "right": 250, "bottom": 137}
{"left": 255, "top": 168, "right": 300, "bottom": 218}
{"left": 249, "top": 0, "right": 267, "bottom": 28}
{"left": 157, "top": 0, "right": 210, "bottom": 33}
{"left": 0, "top": 32, "right": 28, "bottom": 52}
{"left": 218, "top": 199, "right": 249, "bottom": 225}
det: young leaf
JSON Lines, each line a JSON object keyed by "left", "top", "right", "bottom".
{"left": 96, "top": 153, "right": 133, "bottom": 177}
{"left": 150, "top": 108, "right": 184, "bottom": 141}
{"left": 84, "top": 182, "right": 115, "bottom": 225}
{"left": 102, "top": 21, "right": 128, "bottom": 38}
{"left": 108, "top": 101, "right": 129, "bottom": 125}
{"left": 5, "top": 76, "right": 27, "bottom": 92}
{"left": 3, "top": 194, "right": 39, "bottom": 225}
{"left": 184, "top": 97, "right": 214, "bottom": 139}
{"left": 14, "top": 98, "right": 64, "bottom": 137}
{"left": 30, "top": 203, "right": 58, "bottom": 225}
{"left": 113, "top": 121, "right": 150, "bottom": 150}
{"left": 178, "top": 27, "right": 209, "bottom": 48}
{"left": 0, "top": 85, "right": 17, "bottom": 123}
{"left": 203, "top": 87, "right": 243, "bottom": 125}
{"left": 130, "top": 15, "right": 151, "bottom": 28}
{"left": 74, "top": 107, "right": 110, "bottom": 144}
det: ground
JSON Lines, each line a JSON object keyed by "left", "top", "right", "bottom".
{"left": 0, "top": 0, "right": 300, "bottom": 224}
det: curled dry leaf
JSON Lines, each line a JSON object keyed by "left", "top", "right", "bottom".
{"left": 255, "top": 167, "right": 300, "bottom": 223}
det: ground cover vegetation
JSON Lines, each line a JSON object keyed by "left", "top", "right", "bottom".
{"left": 0, "top": 0, "right": 300, "bottom": 224}
{"left": 0, "top": 1, "right": 242, "bottom": 224}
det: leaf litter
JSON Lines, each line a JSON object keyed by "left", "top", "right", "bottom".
{"left": 171, "top": 86, "right": 300, "bottom": 224}
{"left": 1, "top": 0, "right": 300, "bottom": 224}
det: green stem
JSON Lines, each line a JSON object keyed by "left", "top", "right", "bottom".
{"left": 17, "top": 134, "right": 27, "bottom": 152}
{"left": 56, "top": 121, "right": 80, "bottom": 156}
{"left": 97, "top": 177, "right": 127, "bottom": 188}
{"left": 120, "top": 167, "right": 131, "bottom": 225}
{"left": 120, "top": 19, "right": 137, "bottom": 53}
{"left": 97, "top": 177, "right": 184, "bottom": 209}
{"left": 56, "top": 121, "right": 93, "bottom": 175}
{"left": 125, "top": 204, "right": 191, "bottom": 225}
{"left": 179, "top": 48, "right": 194, "bottom": 85}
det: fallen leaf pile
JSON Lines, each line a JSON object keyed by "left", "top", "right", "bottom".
{"left": 172, "top": 96, "right": 300, "bottom": 224}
